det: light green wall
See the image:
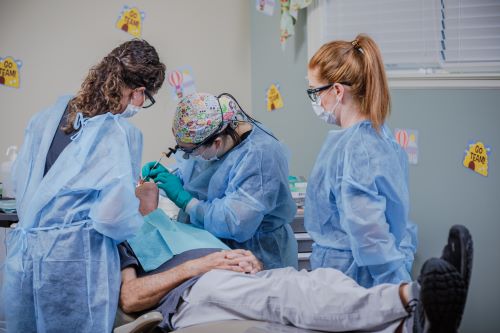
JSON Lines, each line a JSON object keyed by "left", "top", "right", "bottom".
{"left": 251, "top": 4, "right": 500, "bottom": 332}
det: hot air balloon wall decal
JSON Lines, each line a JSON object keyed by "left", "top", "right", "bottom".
{"left": 167, "top": 66, "right": 197, "bottom": 101}
{"left": 394, "top": 128, "right": 419, "bottom": 165}
{"left": 168, "top": 70, "right": 184, "bottom": 99}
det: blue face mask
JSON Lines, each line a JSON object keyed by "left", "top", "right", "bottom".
{"left": 121, "top": 104, "right": 141, "bottom": 118}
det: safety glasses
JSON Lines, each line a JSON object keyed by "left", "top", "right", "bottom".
{"left": 176, "top": 142, "right": 204, "bottom": 155}
{"left": 142, "top": 90, "right": 156, "bottom": 108}
{"left": 306, "top": 82, "right": 351, "bottom": 103}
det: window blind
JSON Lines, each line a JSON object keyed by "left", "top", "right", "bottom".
{"left": 318, "top": 0, "right": 500, "bottom": 74}
{"left": 441, "top": 0, "right": 500, "bottom": 72}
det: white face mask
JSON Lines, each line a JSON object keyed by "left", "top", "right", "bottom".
{"left": 121, "top": 90, "right": 145, "bottom": 118}
{"left": 191, "top": 144, "right": 220, "bottom": 162}
{"left": 311, "top": 93, "right": 340, "bottom": 125}
{"left": 121, "top": 104, "right": 142, "bottom": 118}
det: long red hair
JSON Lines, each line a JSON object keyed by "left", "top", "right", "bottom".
{"left": 309, "top": 34, "right": 390, "bottom": 131}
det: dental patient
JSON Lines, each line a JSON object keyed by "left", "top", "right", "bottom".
{"left": 118, "top": 182, "right": 473, "bottom": 333}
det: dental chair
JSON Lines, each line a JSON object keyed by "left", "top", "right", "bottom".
{"left": 113, "top": 308, "right": 163, "bottom": 333}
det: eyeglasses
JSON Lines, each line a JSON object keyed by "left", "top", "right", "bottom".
{"left": 176, "top": 142, "right": 203, "bottom": 155}
{"left": 306, "top": 82, "right": 351, "bottom": 103}
{"left": 142, "top": 90, "right": 156, "bottom": 108}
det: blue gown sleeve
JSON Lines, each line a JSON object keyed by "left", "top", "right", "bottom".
{"left": 187, "top": 150, "right": 281, "bottom": 243}
{"left": 400, "top": 221, "right": 418, "bottom": 272}
{"left": 127, "top": 123, "right": 144, "bottom": 182}
{"left": 12, "top": 110, "right": 48, "bottom": 204}
{"left": 89, "top": 178, "right": 142, "bottom": 242}
{"left": 11, "top": 115, "right": 36, "bottom": 200}
{"left": 337, "top": 146, "right": 411, "bottom": 285}
{"left": 89, "top": 122, "right": 143, "bottom": 242}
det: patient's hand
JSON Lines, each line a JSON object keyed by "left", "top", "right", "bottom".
{"left": 188, "top": 249, "right": 264, "bottom": 276}
{"left": 223, "top": 249, "right": 263, "bottom": 274}
{"left": 135, "top": 181, "right": 159, "bottom": 216}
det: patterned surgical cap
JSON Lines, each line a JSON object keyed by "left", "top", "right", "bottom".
{"left": 173, "top": 92, "right": 241, "bottom": 144}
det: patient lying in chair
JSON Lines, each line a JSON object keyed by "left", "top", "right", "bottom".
{"left": 118, "top": 182, "right": 473, "bottom": 333}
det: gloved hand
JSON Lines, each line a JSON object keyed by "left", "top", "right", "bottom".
{"left": 154, "top": 171, "right": 193, "bottom": 210}
{"left": 142, "top": 161, "right": 169, "bottom": 181}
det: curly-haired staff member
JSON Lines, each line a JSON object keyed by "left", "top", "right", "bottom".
{"left": 3, "top": 39, "right": 165, "bottom": 332}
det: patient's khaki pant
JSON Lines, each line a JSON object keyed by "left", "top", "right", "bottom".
{"left": 171, "top": 267, "right": 413, "bottom": 332}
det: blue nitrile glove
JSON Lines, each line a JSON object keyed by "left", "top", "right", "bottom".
{"left": 154, "top": 171, "right": 193, "bottom": 210}
{"left": 142, "top": 161, "right": 169, "bottom": 181}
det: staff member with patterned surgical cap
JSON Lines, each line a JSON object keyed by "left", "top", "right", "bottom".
{"left": 142, "top": 92, "right": 298, "bottom": 270}
{"left": 304, "top": 34, "right": 418, "bottom": 288}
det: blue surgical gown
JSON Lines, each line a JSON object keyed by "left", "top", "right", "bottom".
{"left": 2, "top": 96, "right": 144, "bottom": 332}
{"left": 305, "top": 121, "right": 417, "bottom": 287}
{"left": 176, "top": 126, "right": 298, "bottom": 270}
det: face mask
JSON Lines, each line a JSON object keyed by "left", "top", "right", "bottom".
{"left": 121, "top": 104, "right": 141, "bottom": 118}
{"left": 191, "top": 144, "right": 220, "bottom": 162}
{"left": 121, "top": 91, "right": 145, "bottom": 118}
{"left": 204, "top": 147, "right": 220, "bottom": 162}
{"left": 311, "top": 93, "right": 340, "bottom": 125}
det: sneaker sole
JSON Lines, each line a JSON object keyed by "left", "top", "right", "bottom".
{"left": 419, "top": 258, "right": 467, "bottom": 333}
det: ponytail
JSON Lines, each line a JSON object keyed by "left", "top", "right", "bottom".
{"left": 355, "top": 34, "right": 390, "bottom": 131}
{"left": 309, "top": 33, "right": 390, "bottom": 131}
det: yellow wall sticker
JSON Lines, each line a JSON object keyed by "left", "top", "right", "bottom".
{"left": 266, "top": 83, "right": 284, "bottom": 111}
{"left": 463, "top": 141, "right": 491, "bottom": 177}
{"left": 0, "top": 57, "right": 22, "bottom": 89}
{"left": 116, "top": 6, "right": 145, "bottom": 38}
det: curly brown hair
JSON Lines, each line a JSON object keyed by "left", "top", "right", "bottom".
{"left": 63, "top": 39, "right": 166, "bottom": 133}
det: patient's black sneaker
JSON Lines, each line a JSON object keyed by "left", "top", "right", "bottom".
{"left": 441, "top": 224, "right": 473, "bottom": 291}
{"left": 413, "top": 258, "right": 467, "bottom": 333}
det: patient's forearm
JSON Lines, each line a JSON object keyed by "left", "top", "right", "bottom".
{"left": 120, "top": 250, "right": 261, "bottom": 313}
{"left": 120, "top": 264, "right": 194, "bottom": 313}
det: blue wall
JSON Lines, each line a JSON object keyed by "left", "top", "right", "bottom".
{"left": 251, "top": 4, "right": 500, "bottom": 332}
